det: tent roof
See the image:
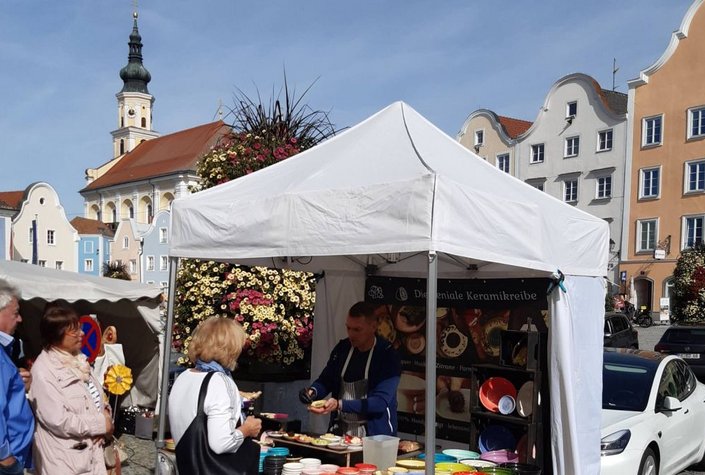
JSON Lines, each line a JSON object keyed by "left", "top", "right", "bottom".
{"left": 0, "top": 260, "right": 163, "bottom": 302}
{"left": 170, "top": 102, "right": 608, "bottom": 277}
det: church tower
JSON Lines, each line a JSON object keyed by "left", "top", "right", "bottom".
{"left": 111, "top": 11, "right": 159, "bottom": 158}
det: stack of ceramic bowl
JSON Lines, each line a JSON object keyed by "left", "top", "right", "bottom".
{"left": 319, "top": 464, "right": 339, "bottom": 475}
{"left": 479, "top": 450, "right": 518, "bottom": 465}
{"left": 263, "top": 453, "right": 288, "bottom": 475}
{"left": 435, "top": 461, "right": 471, "bottom": 474}
{"left": 417, "top": 452, "right": 456, "bottom": 464}
{"left": 283, "top": 462, "right": 305, "bottom": 475}
{"left": 442, "top": 449, "right": 480, "bottom": 462}
{"left": 497, "top": 462, "right": 541, "bottom": 475}
{"left": 458, "top": 459, "right": 497, "bottom": 471}
{"left": 478, "top": 425, "right": 516, "bottom": 454}
{"left": 479, "top": 377, "right": 517, "bottom": 415}
{"left": 300, "top": 458, "right": 321, "bottom": 474}
{"left": 336, "top": 468, "right": 359, "bottom": 475}
{"left": 354, "top": 463, "right": 376, "bottom": 475}
{"left": 394, "top": 459, "right": 424, "bottom": 472}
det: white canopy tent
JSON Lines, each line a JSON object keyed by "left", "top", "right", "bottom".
{"left": 0, "top": 260, "right": 164, "bottom": 407}
{"left": 164, "top": 102, "right": 608, "bottom": 475}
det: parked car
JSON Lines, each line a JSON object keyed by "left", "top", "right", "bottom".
{"left": 604, "top": 313, "right": 639, "bottom": 349}
{"left": 601, "top": 349, "right": 705, "bottom": 475}
{"left": 655, "top": 325, "right": 705, "bottom": 383}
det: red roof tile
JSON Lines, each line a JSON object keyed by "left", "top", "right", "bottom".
{"left": 82, "top": 121, "right": 231, "bottom": 191}
{"left": 70, "top": 217, "right": 115, "bottom": 237}
{"left": 0, "top": 191, "right": 24, "bottom": 210}
{"left": 498, "top": 116, "right": 533, "bottom": 139}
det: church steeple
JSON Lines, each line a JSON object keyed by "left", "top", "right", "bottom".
{"left": 119, "top": 12, "right": 151, "bottom": 94}
{"left": 111, "top": 9, "right": 159, "bottom": 159}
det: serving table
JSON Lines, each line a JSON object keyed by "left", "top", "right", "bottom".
{"left": 272, "top": 438, "right": 422, "bottom": 468}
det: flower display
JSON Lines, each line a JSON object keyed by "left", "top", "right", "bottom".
{"left": 104, "top": 364, "right": 134, "bottom": 396}
{"left": 174, "top": 83, "right": 333, "bottom": 369}
{"left": 174, "top": 262, "right": 316, "bottom": 366}
{"left": 672, "top": 244, "right": 705, "bottom": 322}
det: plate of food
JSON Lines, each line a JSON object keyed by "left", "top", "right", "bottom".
{"left": 343, "top": 435, "right": 363, "bottom": 447}
{"left": 328, "top": 443, "right": 348, "bottom": 451}
{"left": 265, "top": 430, "right": 286, "bottom": 438}
{"left": 311, "top": 438, "right": 330, "bottom": 446}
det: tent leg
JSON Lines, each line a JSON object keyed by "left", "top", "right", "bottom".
{"left": 156, "top": 257, "right": 179, "bottom": 449}
{"left": 424, "top": 251, "right": 437, "bottom": 475}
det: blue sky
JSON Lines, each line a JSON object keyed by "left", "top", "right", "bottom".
{"left": 0, "top": 0, "right": 694, "bottom": 218}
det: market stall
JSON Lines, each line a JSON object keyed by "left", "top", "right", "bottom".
{"left": 0, "top": 259, "right": 163, "bottom": 407}
{"left": 163, "top": 101, "right": 608, "bottom": 475}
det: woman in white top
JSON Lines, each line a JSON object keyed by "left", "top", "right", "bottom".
{"left": 168, "top": 317, "right": 262, "bottom": 475}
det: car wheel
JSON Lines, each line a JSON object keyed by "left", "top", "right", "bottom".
{"left": 638, "top": 447, "right": 658, "bottom": 475}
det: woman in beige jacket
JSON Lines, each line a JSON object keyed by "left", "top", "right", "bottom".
{"left": 29, "top": 305, "right": 113, "bottom": 475}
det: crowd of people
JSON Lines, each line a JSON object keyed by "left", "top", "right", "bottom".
{"left": 0, "top": 279, "right": 113, "bottom": 474}
{"left": 0, "top": 277, "right": 402, "bottom": 475}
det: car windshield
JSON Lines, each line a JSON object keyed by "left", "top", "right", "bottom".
{"left": 603, "top": 361, "right": 654, "bottom": 411}
{"left": 661, "top": 328, "right": 705, "bottom": 343}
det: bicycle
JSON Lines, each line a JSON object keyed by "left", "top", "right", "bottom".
{"left": 634, "top": 309, "right": 653, "bottom": 328}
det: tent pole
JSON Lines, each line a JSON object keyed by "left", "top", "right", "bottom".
{"left": 424, "top": 251, "right": 437, "bottom": 475}
{"left": 156, "top": 256, "right": 179, "bottom": 449}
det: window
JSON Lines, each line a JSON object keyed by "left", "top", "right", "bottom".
{"left": 160, "top": 256, "right": 168, "bottom": 271}
{"left": 497, "top": 154, "right": 510, "bottom": 173}
{"left": 474, "top": 130, "right": 484, "bottom": 146}
{"left": 55, "top": 261, "right": 63, "bottom": 270}
{"left": 160, "top": 281, "right": 169, "bottom": 290}
{"left": 146, "top": 256, "right": 155, "bottom": 271}
{"left": 684, "top": 216, "right": 704, "bottom": 248}
{"left": 597, "top": 129, "right": 613, "bottom": 152}
{"left": 159, "top": 227, "right": 168, "bottom": 244}
{"left": 28, "top": 227, "right": 33, "bottom": 243}
{"left": 640, "top": 167, "right": 660, "bottom": 198}
{"left": 567, "top": 101, "right": 577, "bottom": 118}
{"left": 564, "top": 180, "right": 578, "bottom": 203}
{"left": 85, "top": 259, "right": 94, "bottom": 272}
{"left": 643, "top": 115, "right": 662, "bottom": 146}
{"left": 123, "top": 237, "right": 129, "bottom": 249}
{"left": 526, "top": 180, "right": 544, "bottom": 191}
{"left": 596, "top": 176, "right": 612, "bottom": 199}
{"left": 20, "top": 259, "right": 28, "bottom": 264}
{"left": 637, "top": 219, "right": 658, "bottom": 252}
{"left": 111, "top": 208, "right": 117, "bottom": 223}
{"left": 147, "top": 204, "right": 153, "bottom": 222}
{"left": 146, "top": 280, "right": 155, "bottom": 285}
{"left": 84, "top": 241, "right": 94, "bottom": 254}
{"left": 565, "top": 136, "right": 580, "bottom": 158}
{"left": 128, "top": 206, "right": 134, "bottom": 219}
{"left": 46, "top": 230, "right": 55, "bottom": 245}
{"left": 38, "top": 260, "right": 46, "bottom": 268}
{"left": 129, "top": 260, "right": 137, "bottom": 274}
{"left": 531, "top": 144, "right": 544, "bottom": 163}
{"left": 686, "top": 160, "right": 705, "bottom": 193}
{"left": 689, "top": 107, "right": 705, "bottom": 138}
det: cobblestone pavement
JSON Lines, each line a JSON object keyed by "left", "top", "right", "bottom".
{"left": 126, "top": 323, "right": 704, "bottom": 474}
{"left": 120, "top": 434, "right": 156, "bottom": 474}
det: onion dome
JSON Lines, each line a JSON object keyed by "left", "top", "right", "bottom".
{"left": 119, "top": 12, "right": 151, "bottom": 94}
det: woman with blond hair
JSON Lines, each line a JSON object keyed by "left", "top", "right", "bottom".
{"left": 169, "top": 317, "right": 262, "bottom": 475}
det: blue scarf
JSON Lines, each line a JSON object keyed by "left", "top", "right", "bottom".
{"left": 195, "top": 359, "right": 232, "bottom": 377}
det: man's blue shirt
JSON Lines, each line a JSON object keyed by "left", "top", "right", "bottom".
{"left": 0, "top": 336, "right": 34, "bottom": 467}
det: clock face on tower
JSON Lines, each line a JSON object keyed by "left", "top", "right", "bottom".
{"left": 127, "top": 108, "right": 135, "bottom": 117}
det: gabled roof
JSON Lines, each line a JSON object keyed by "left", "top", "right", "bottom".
{"left": 70, "top": 217, "right": 115, "bottom": 237}
{"left": 0, "top": 191, "right": 24, "bottom": 210}
{"left": 82, "top": 121, "right": 231, "bottom": 192}
{"left": 497, "top": 116, "right": 533, "bottom": 139}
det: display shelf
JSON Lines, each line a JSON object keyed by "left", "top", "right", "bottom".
{"left": 468, "top": 330, "right": 548, "bottom": 471}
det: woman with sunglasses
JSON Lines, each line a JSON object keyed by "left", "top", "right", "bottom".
{"left": 29, "top": 304, "right": 113, "bottom": 474}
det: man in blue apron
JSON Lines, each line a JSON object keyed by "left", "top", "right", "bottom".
{"left": 299, "top": 302, "right": 401, "bottom": 436}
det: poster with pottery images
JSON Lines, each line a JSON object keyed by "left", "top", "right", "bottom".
{"left": 366, "top": 276, "right": 549, "bottom": 441}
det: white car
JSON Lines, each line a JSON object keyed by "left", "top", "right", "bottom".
{"left": 601, "top": 348, "right": 705, "bottom": 475}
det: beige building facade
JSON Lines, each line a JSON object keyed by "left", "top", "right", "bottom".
{"left": 621, "top": 0, "right": 705, "bottom": 314}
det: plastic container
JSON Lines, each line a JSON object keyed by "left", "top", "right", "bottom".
{"left": 362, "top": 435, "right": 400, "bottom": 471}
{"left": 417, "top": 453, "right": 456, "bottom": 463}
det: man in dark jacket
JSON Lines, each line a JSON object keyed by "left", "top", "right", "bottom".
{"left": 299, "top": 302, "right": 401, "bottom": 436}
